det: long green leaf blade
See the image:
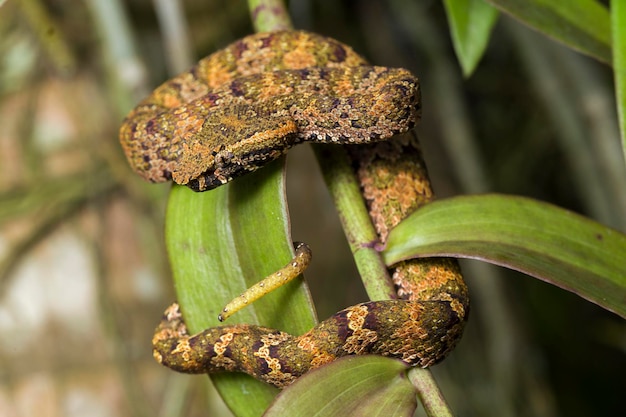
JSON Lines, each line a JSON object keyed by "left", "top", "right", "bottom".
{"left": 264, "top": 356, "right": 415, "bottom": 417}
{"left": 383, "top": 194, "right": 626, "bottom": 318}
{"left": 443, "top": 0, "right": 499, "bottom": 77}
{"left": 613, "top": 0, "right": 626, "bottom": 165}
{"left": 485, "top": 0, "right": 611, "bottom": 63}
{"left": 165, "top": 159, "right": 317, "bottom": 416}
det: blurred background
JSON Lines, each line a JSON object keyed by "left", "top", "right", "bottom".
{"left": 1, "top": 0, "right": 624, "bottom": 416}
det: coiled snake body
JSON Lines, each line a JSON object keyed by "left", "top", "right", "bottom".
{"left": 120, "top": 31, "right": 469, "bottom": 389}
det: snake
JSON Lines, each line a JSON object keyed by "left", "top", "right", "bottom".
{"left": 119, "top": 30, "right": 469, "bottom": 389}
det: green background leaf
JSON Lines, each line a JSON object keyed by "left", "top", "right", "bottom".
{"left": 165, "top": 159, "right": 317, "bottom": 416}
{"left": 613, "top": 0, "right": 626, "bottom": 164}
{"left": 485, "top": 0, "right": 611, "bottom": 63}
{"left": 443, "top": 0, "right": 499, "bottom": 77}
{"left": 383, "top": 194, "right": 626, "bottom": 318}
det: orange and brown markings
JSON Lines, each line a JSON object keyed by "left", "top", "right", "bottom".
{"left": 152, "top": 297, "right": 466, "bottom": 388}
{"left": 346, "top": 131, "right": 469, "bottom": 326}
{"left": 136, "top": 30, "right": 469, "bottom": 389}
{"left": 119, "top": 31, "right": 420, "bottom": 191}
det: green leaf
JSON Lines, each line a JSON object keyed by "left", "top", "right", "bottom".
{"left": 264, "top": 356, "right": 416, "bottom": 417}
{"left": 165, "top": 159, "right": 317, "bottom": 416}
{"left": 442, "top": 0, "right": 499, "bottom": 77}
{"left": 383, "top": 194, "right": 626, "bottom": 318}
{"left": 613, "top": 0, "right": 626, "bottom": 165}
{"left": 485, "top": 0, "right": 611, "bottom": 63}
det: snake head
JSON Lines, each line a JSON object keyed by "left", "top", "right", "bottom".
{"left": 172, "top": 104, "right": 299, "bottom": 191}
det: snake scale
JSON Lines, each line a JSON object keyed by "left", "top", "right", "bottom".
{"left": 119, "top": 30, "right": 469, "bottom": 389}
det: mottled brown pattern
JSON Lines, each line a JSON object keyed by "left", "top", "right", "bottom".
{"left": 153, "top": 297, "right": 465, "bottom": 388}
{"left": 139, "top": 31, "right": 469, "bottom": 388}
{"left": 119, "top": 31, "right": 419, "bottom": 191}
{"left": 346, "top": 132, "right": 469, "bottom": 324}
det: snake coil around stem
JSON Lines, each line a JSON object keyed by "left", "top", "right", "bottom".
{"left": 120, "top": 30, "right": 469, "bottom": 389}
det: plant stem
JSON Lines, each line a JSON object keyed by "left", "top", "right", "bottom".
{"left": 408, "top": 368, "right": 455, "bottom": 417}
{"left": 313, "top": 145, "right": 396, "bottom": 301}
{"left": 247, "top": 0, "right": 293, "bottom": 32}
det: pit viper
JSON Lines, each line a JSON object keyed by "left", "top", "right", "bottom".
{"left": 119, "top": 30, "right": 469, "bottom": 389}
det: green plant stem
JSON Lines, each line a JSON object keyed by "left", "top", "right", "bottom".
{"left": 408, "top": 368, "right": 454, "bottom": 417}
{"left": 247, "top": 0, "right": 293, "bottom": 32}
{"left": 313, "top": 146, "right": 396, "bottom": 301}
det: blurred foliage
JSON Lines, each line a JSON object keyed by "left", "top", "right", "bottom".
{"left": 0, "top": 0, "right": 624, "bottom": 416}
